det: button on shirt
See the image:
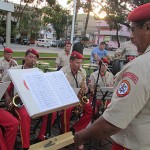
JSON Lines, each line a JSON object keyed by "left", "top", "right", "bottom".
{"left": 103, "top": 45, "right": 150, "bottom": 150}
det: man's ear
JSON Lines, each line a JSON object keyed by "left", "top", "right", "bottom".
{"left": 146, "top": 22, "right": 150, "bottom": 30}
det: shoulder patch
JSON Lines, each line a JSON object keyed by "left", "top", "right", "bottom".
{"left": 122, "top": 72, "right": 138, "bottom": 84}
{"left": 116, "top": 80, "right": 130, "bottom": 97}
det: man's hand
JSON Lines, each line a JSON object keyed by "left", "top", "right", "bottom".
{"left": 9, "top": 60, "right": 17, "bottom": 68}
{"left": 114, "top": 52, "right": 122, "bottom": 58}
{"left": 74, "top": 132, "right": 85, "bottom": 150}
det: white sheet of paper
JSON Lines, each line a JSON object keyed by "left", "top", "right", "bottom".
{"left": 45, "top": 70, "right": 80, "bottom": 106}
{"left": 73, "top": 88, "right": 81, "bottom": 95}
{"left": 8, "top": 68, "right": 80, "bottom": 117}
{"left": 23, "top": 70, "right": 79, "bottom": 113}
{"left": 23, "top": 71, "right": 62, "bottom": 112}
{"left": 0, "top": 81, "right": 11, "bottom": 100}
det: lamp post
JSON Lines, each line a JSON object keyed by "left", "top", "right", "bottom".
{"left": 70, "top": 0, "right": 77, "bottom": 53}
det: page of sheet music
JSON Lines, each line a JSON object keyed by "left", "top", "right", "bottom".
{"left": 0, "top": 81, "right": 11, "bottom": 100}
{"left": 23, "top": 71, "right": 62, "bottom": 112}
{"left": 45, "top": 70, "right": 79, "bottom": 106}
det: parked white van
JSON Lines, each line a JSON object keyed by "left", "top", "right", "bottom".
{"left": 35, "top": 39, "right": 52, "bottom": 47}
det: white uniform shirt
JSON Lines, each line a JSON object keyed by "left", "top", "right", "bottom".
{"left": 103, "top": 45, "right": 150, "bottom": 150}
{"left": 89, "top": 71, "right": 114, "bottom": 88}
{"left": 55, "top": 52, "right": 71, "bottom": 67}
{"left": 0, "top": 57, "right": 18, "bottom": 77}
{"left": 115, "top": 40, "right": 138, "bottom": 57}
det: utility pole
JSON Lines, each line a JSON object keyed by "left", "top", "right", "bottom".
{"left": 70, "top": 0, "right": 77, "bottom": 53}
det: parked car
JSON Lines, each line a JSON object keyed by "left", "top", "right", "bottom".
{"left": 35, "top": 39, "right": 51, "bottom": 47}
{"left": 21, "top": 39, "right": 30, "bottom": 45}
{"left": 51, "top": 40, "right": 60, "bottom": 47}
{"left": 57, "top": 40, "right": 66, "bottom": 48}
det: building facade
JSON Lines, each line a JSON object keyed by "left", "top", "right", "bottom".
{"left": 74, "top": 14, "right": 131, "bottom": 48}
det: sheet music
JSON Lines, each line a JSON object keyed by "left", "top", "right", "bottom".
{"left": 23, "top": 71, "right": 62, "bottom": 112}
{"left": 45, "top": 71, "right": 80, "bottom": 106}
{"left": 0, "top": 81, "right": 11, "bottom": 100}
{"left": 23, "top": 70, "right": 79, "bottom": 113}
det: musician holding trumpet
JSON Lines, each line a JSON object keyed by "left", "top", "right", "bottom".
{"left": 61, "top": 51, "right": 92, "bottom": 134}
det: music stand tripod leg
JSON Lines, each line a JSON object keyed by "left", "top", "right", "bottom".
{"left": 45, "top": 113, "right": 52, "bottom": 139}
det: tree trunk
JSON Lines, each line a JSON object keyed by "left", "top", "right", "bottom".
{"left": 83, "top": 11, "right": 89, "bottom": 36}
{"left": 116, "top": 24, "right": 120, "bottom": 48}
{"left": 83, "top": 0, "right": 91, "bottom": 36}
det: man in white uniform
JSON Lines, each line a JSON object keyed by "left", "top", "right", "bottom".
{"left": 74, "top": 3, "right": 150, "bottom": 150}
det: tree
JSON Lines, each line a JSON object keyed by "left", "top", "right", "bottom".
{"left": 101, "top": 0, "right": 150, "bottom": 47}
{"left": 18, "top": 8, "right": 42, "bottom": 40}
{"left": 11, "top": 0, "right": 43, "bottom": 41}
{"left": 42, "top": 3, "right": 72, "bottom": 40}
{"left": 82, "top": 0, "right": 92, "bottom": 36}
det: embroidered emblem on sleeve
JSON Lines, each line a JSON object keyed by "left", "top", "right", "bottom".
{"left": 116, "top": 80, "right": 130, "bottom": 97}
{"left": 122, "top": 72, "right": 138, "bottom": 84}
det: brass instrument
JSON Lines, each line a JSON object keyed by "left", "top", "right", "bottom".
{"left": 7, "top": 94, "right": 23, "bottom": 112}
{"left": 74, "top": 69, "right": 89, "bottom": 114}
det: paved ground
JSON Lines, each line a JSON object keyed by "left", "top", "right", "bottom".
{"left": 0, "top": 44, "right": 115, "bottom": 57}
{"left": 14, "top": 115, "right": 112, "bottom": 150}
{"left": 1, "top": 43, "right": 114, "bottom": 150}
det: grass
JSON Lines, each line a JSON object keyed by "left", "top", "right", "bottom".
{"left": 0, "top": 51, "right": 91, "bottom": 72}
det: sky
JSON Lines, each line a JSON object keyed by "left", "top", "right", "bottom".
{"left": 9, "top": 0, "right": 106, "bottom": 17}
{"left": 10, "top": 0, "right": 84, "bottom": 13}
{"left": 10, "top": 0, "right": 69, "bottom": 8}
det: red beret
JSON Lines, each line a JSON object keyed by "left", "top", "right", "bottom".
{"left": 25, "top": 48, "right": 39, "bottom": 58}
{"left": 65, "top": 41, "right": 72, "bottom": 46}
{"left": 128, "top": 3, "right": 150, "bottom": 22}
{"left": 100, "top": 58, "right": 110, "bottom": 64}
{"left": 71, "top": 51, "right": 84, "bottom": 59}
{"left": 4, "top": 48, "right": 13, "bottom": 53}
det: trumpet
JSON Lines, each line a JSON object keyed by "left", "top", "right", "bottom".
{"left": 7, "top": 94, "right": 23, "bottom": 112}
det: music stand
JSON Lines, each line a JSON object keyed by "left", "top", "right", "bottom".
{"left": 97, "top": 87, "right": 113, "bottom": 114}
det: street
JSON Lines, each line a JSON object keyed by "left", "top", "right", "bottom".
{"left": 0, "top": 44, "right": 115, "bottom": 57}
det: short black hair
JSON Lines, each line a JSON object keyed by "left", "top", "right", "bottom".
{"left": 81, "top": 36, "right": 89, "bottom": 41}
{"left": 100, "top": 41, "right": 106, "bottom": 45}
{"left": 134, "top": 19, "right": 150, "bottom": 28}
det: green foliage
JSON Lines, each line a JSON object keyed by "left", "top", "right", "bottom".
{"left": 18, "top": 10, "right": 41, "bottom": 34}
{"left": 42, "top": 3, "right": 72, "bottom": 39}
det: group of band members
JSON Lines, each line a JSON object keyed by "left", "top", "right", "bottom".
{"left": 0, "top": 42, "right": 115, "bottom": 149}
{"left": 0, "top": 20, "right": 143, "bottom": 150}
